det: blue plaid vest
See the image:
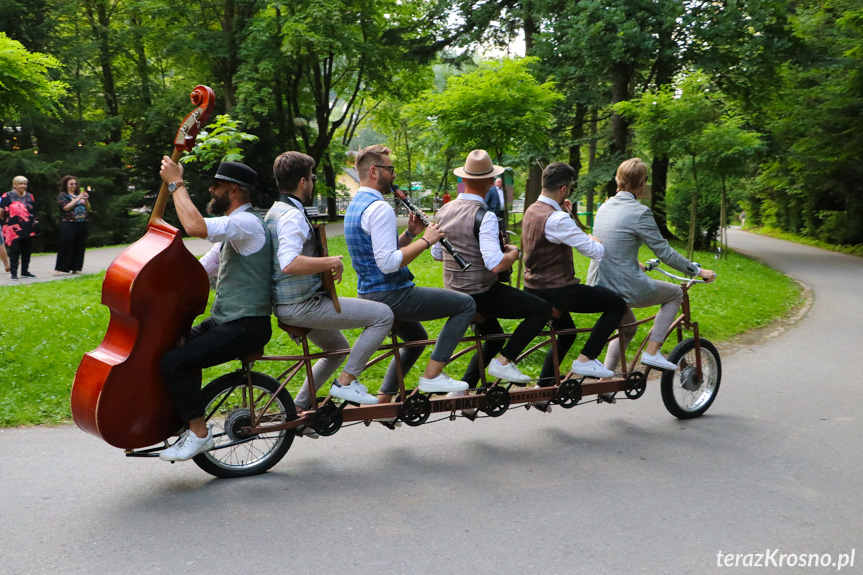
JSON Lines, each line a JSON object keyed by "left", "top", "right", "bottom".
{"left": 344, "top": 191, "right": 414, "bottom": 294}
{"left": 265, "top": 197, "right": 324, "bottom": 305}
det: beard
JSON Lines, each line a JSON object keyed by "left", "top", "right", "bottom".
{"left": 207, "top": 192, "right": 231, "bottom": 216}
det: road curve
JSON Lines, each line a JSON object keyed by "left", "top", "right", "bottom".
{"left": 1, "top": 228, "right": 861, "bottom": 575}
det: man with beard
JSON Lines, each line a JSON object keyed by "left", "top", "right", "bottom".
{"left": 345, "top": 144, "right": 475, "bottom": 401}
{"left": 156, "top": 157, "right": 273, "bottom": 462}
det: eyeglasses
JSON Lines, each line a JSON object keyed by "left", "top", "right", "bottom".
{"left": 374, "top": 165, "right": 395, "bottom": 175}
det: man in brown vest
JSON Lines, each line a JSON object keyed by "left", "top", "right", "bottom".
{"left": 433, "top": 150, "right": 552, "bottom": 387}
{"left": 522, "top": 162, "right": 628, "bottom": 385}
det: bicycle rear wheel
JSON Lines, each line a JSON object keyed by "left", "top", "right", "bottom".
{"left": 194, "top": 371, "right": 297, "bottom": 478}
{"left": 660, "top": 338, "right": 721, "bottom": 419}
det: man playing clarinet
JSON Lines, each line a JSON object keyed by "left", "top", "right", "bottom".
{"left": 265, "top": 151, "right": 393, "bottom": 415}
{"left": 344, "top": 144, "right": 475, "bottom": 401}
{"left": 433, "top": 149, "right": 551, "bottom": 388}
{"left": 522, "top": 162, "right": 628, "bottom": 385}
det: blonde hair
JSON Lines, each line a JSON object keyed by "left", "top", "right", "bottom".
{"left": 12, "top": 175, "right": 28, "bottom": 186}
{"left": 615, "top": 158, "right": 648, "bottom": 192}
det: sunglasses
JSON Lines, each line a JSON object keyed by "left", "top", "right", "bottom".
{"left": 374, "top": 165, "right": 396, "bottom": 175}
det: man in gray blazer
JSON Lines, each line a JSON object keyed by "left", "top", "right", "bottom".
{"left": 587, "top": 158, "right": 715, "bottom": 372}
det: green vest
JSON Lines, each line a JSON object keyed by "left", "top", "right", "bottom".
{"left": 210, "top": 212, "right": 273, "bottom": 324}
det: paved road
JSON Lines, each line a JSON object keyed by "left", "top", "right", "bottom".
{"left": 2, "top": 229, "right": 861, "bottom": 575}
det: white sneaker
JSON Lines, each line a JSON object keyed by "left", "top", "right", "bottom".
{"left": 330, "top": 380, "right": 377, "bottom": 405}
{"left": 159, "top": 428, "right": 214, "bottom": 462}
{"left": 418, "top": 372, "right": 469, "bottom": 393}
{"left": 641, "top": 351, "right": 678, "bottom": 371}
{"left": 571, "top": 358, "right": 615, "bottom": 379}
{"left": 487, "top": 358, "right": 532, "bottom": 384}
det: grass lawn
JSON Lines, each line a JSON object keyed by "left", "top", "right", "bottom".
{"left": 743, "top": 225, "right": 863, "bottom": 258}
{"left": 0, "top": 232, "right": 802, "bottom": 427}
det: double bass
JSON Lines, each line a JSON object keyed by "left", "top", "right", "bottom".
{"left": 71, "top": 86, "right": 215, "bottom": 449}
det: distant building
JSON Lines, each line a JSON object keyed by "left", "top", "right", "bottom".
{"left": 338, "top": 166, "right": 360, "bottom": 196}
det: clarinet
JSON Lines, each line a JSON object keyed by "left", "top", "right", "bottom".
{"left": 393, "top": 187, "right": 470, "bottom": 271}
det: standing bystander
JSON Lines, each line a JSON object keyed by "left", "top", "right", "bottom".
{"left": 54, "top": 175, "right": 91, "bottom": 275}
{"left": 0, "top": 176, "right": 38, "bottom": 280}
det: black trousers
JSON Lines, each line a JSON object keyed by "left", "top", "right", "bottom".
{"left": 526, "top": 283, "right": 627, "bottom": 386}
{"left": 160, "top": 316, "right": 272, "bottom": 422}
{"left": 462, "top": 282, "right": 552, "bottom": 388}
{"left": 7, "top": 236, "right": 33, "bottom": 275}
{"left": 55, "top": 221, "right": 88, "bottom": 272}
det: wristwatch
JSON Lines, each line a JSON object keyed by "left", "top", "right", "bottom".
{"left": 168, "top": 181, "right": 185, "bottom": 193}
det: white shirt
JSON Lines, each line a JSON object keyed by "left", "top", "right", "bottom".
{"left": 537, "top": 195, "right": 604, "bottom": 261}
{"left": 431, "top": 194, "right": 504, "bottom": 270}
{"left": 495, "top": 186, "right": 504, "bottom": 208}
{"left": 198, "top": 204, "right": 267, "bottom": 277}
{"left": 275, "top": 196, "right": 312, "bottom": 270}
{"left": 358, "top": 186, "right": 404, "bottom": 274}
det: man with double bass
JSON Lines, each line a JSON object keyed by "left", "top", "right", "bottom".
{"left": 265, "top": 151, "right": 393, "bottom": 413}
{"left": 157, "top": 157, "right": 273, "bottom": 462}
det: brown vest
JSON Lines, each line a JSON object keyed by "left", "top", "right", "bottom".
{"left": 435, "top": 198, "right": 499, "bottom": 294}
{"left": 522, "top": 200, "right": 580, "bottom": 290}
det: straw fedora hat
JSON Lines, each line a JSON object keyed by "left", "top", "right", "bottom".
{"left": 453, "top": 149, "right": 505, "bottom": 180}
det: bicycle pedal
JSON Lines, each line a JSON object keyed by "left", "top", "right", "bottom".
{"left": 597, "top": 393, "right": 616, "bottom": 404}
{"left": 532, "top": 401, "right": 553, "bottom": 413}
{"left": 461, "top": 408, "right": 478, "bottom": 421}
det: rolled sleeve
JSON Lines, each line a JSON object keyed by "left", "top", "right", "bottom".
{"left": 363, "top": 201, "right": 404, "bottom": 273}
{"left": 277, "top": 209, "right": 311, "bottom": 270}
{"left": 479, "top": 211, "right": 504, "bottom": 270}
{"left": 546, "top": 211, "right": 604, "bottom": 260}
{"left": 204, "top": 206, "right": 266, "bottom": 256}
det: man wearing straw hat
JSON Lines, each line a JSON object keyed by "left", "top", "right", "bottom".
{"left": 433, "top": 149, "right": 551, "bottom": 388}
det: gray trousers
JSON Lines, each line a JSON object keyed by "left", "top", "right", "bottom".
{"left": 603, "top": 279, "right": 683, "bottom": 371}
{"left": 361, "top": 286, "right": 476, "bottom": 394}
{"left": 276, "top": 295, "right": 394, "bottom": 410}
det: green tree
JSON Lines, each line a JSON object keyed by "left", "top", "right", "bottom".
{"left": 410, "top": 57, "right": 562, "bottom": 165}
{"left": 0, "top": 32, "right": 67, "bottom": 117}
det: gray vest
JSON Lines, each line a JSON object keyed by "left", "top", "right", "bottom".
{"left": 435, "top": 198, "right": 499, "bottom": 294}
{"left": 265, "top": 199, "right": 324, "bottom": 305}
{"left": 210, "top": 211, "right": 273, "bottom": 324}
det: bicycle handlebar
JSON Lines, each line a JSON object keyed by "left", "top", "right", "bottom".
{"left": 644, "top": 258, "right": 715, "bottom": 286}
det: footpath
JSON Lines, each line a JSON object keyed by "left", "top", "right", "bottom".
{"left": 0, "top": 219, "right": 408, "bottom": 288}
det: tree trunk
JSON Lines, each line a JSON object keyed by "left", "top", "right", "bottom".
{"left": 687, "top": 154, "right": 699, "bottom": 260}
{"left": 323, "top": 152, "right": 337, "bottom": 221}
{"left": 650, "top": 156, "right": 675, "bottom": 239}
{"left": 525, "top": 162, "right": 543, "bottom": 210}
{"left": 605, "top": 61, "right": 631, "bottom": 197}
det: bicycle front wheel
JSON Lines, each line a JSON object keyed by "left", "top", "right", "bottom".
{"left": 194, "top": 371, "right": 297, "bottom": 478}
{"left": 660, "top": 338, "right": 721, "bottom": 419}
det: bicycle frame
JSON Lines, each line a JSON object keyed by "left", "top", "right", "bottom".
{"left": 231, "top": 266, "right": 710, "bottom": 437}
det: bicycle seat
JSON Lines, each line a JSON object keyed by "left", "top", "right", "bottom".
{"left": 239, "top": 349, "right": 264, "bottom": 364}
{"left": 551, "top": 307, "right": 564, "bottom": 320}
{"left": 277, "top": 321, "right": 312, "bottom": 338}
